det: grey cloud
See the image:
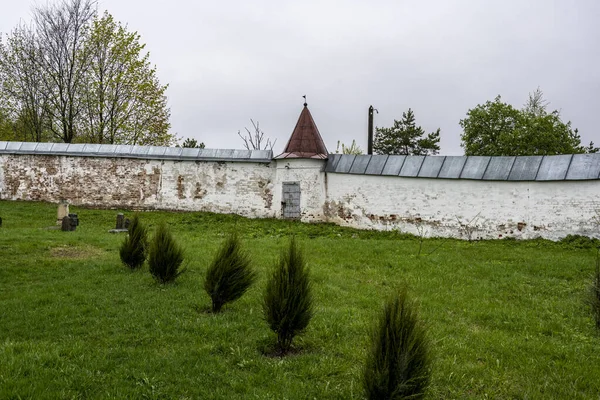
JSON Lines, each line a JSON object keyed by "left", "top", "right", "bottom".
{"left": 1, "top": 0, "right": 598, "bottom": 154}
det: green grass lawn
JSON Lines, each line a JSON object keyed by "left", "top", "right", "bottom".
{"left": 1, "top": 200, "right": 599, "bottom": 399}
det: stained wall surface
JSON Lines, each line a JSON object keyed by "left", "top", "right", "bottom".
{"left": 0, "top": 153, "right": 277, "bottom": 219}
{"left": 323, "top": 173, "right": 600, "bottom": 240}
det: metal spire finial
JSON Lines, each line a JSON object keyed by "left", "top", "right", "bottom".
{"left": 303, "top": 95, "right": 307, "bottom": 107}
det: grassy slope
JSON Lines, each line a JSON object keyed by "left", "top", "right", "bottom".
{"left": 0, "top": 200, "right": 599, "bottom": 399}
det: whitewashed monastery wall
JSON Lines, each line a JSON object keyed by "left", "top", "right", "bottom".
{"left": 323, "top": 173, "right": 600, "bottom": 241}
{"left": 1, "top": 145, "right": 599, "bottom": 241}
{"left": 0, "top": 154, "right": 277, "bottom": 219}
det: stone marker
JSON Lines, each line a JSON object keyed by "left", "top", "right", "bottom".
{"left": 109, "top": 213, "right": 129, "bottom": 233}
{"left": 116, "top": 213, "right": 125, "bottom": 229}
{"left": 61, "top": 216, "right": 71, "bottom": 231}
{"left": 57, "top": 201, "right": 69, "bottom": 225}
{"left": 61, "top": 215, "right": 78, "bottom": 231}
{"left": 69, "top": 213, "right": 79, "bottom": 227}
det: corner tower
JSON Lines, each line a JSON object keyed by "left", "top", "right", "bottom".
{"left": 274, "top": 101, "right": 328, "bottom": 221}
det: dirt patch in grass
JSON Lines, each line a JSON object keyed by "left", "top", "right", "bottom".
{"left": 49, "top": 244, "right": 104, "bottom": 259}
{"left": 257, "top": 338, "right": 310, "bottom": 358}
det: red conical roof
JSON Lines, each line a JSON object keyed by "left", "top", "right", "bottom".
{"left": 276, "top": 104, "right": 328, "bottom": 159}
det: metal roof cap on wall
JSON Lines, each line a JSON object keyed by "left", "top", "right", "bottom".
{"left": 324, "top": 153, "right": 600, "bottom": 181}
{"left": 418, "top": 156, "right": 445, "bottom": 178}
{"left": 0, "top": 141, "right": 273, "bottom": 163}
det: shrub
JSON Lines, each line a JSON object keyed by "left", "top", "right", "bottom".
{"left": 148, "top": 222, "right": 184, "bottom": 283}
{"left": 363, "top": 289, "right": 431, "bottom": 400}
{"left": 204, "top": 233, "right": 256, "bottom": 313}
{"left": 591, "top": 250, "right": 600, "bottom": 330}
{"left": 263, "top": 237, "right": 313, "bottom": 354}
{"left": 560, "top": 234, "right": 600, "bottom": 249}
{"left": 119, "top": 214, "right": 148, "bottom": 269}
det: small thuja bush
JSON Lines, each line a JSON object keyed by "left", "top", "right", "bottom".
{"left": 148, "top": 222, "right": 184, "bottom": 283}
{"left": 363, "top": 289, "right": 431, "bottom": 400}
{"left": 591, "top": 249, "right": 600, "bottom": 330}
{"left": 263, "top": 237, "right": 313, "bottom": 355}
{"left": 204, "top": 233, "right": 256, "bottom": 313}
{"left": 119, "top": 214, "right": 148, "bottom": 269}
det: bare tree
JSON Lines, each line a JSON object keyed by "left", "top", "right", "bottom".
{"left": 237, "top": 119, "right": 276, "bottom": 151}
{"left": 33, "top": 0, "right": 96, "bottom": 143}
{"left": 0, "top": 26, "right": 48, "bottom": 141}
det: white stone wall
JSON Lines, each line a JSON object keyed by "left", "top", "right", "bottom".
{"left": 1, "top": 153, "right": 599, "bottom": 240}
{"left": 0, "top": 154, "right": 277, "bottom": 219}
{"left": 159, "top": 160, "right": 276, "bottom": 217}
{"left": 323, "top": 172, "right": 600, "bottom": 240}
{"left": 272, "top": 158, "right": 327, "bottom": 222}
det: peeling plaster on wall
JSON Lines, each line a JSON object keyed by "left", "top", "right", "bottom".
{"left": 157, "top": 160, "right": 276, "bottom": 218}
{"left": 177, "top": 175, "right": 186, "bottom": 199}
{"left": 257, "top": 178, "right": 273, "bottom": 208}
{"left": 0, "top": 155, "right": 276, "bottom": 218}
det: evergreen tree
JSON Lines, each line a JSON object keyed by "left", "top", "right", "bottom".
{"left": 148, "top": 222, "right": 184, "bottom": 283}
{"left": 204, "top": 233, "right": 256, "bottom": 313}
{"left": 180, "top": 137, "right": 205, "bottom": 148}
{"left": 373, "top": 109, "right": 440, "bottom": 155}
{"left": 363, "top": 289, "right": 432, "bottom": 400}
{"left": 119, "top": 214, "right": 148, "bottom": 270}
{"left": 263, "top": 237, "right": 313, "bottom": 354}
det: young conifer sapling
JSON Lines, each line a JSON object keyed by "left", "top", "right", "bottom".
{"left": 363, "top": 289, "right": 432, "bottom": 400}
{"left": 204, "top": 233, "right": 256, "bottom": 313}
{"left": 148, "top": 222, "right": 184, "bottom": 283}
{"left": 119, "top": 214, "right": 148, "bottom": 270}
{"left": 263, "top": 237, "right": 313, "bottom": 354}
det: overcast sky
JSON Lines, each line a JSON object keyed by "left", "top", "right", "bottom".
{"left": 2, "top": 0, "right": 599, "bottom": 155}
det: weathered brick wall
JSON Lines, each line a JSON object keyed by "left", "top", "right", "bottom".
{"left": 0, "top": 154, "right": 277, "bottom": 218}
{"left": 323, "top": 173, "right": 600, "bottom": 240}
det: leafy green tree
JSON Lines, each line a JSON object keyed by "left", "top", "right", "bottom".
{"left": 81, "top": 12, "right": 174, "bottom": 145}
{"left": 0, "top": 27, "right": 49, "bottom": 142}
{"left": 373, "top": 109, "right": 440, "bottom": 155}
{"left": 460, "top": 91, "right": 596, "bottom": 156}
{"left": 0, "top": 0, "right": 172, "bottom": 145}
{"left": 0, "top": 108, "right": 15, "bottom": 140}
